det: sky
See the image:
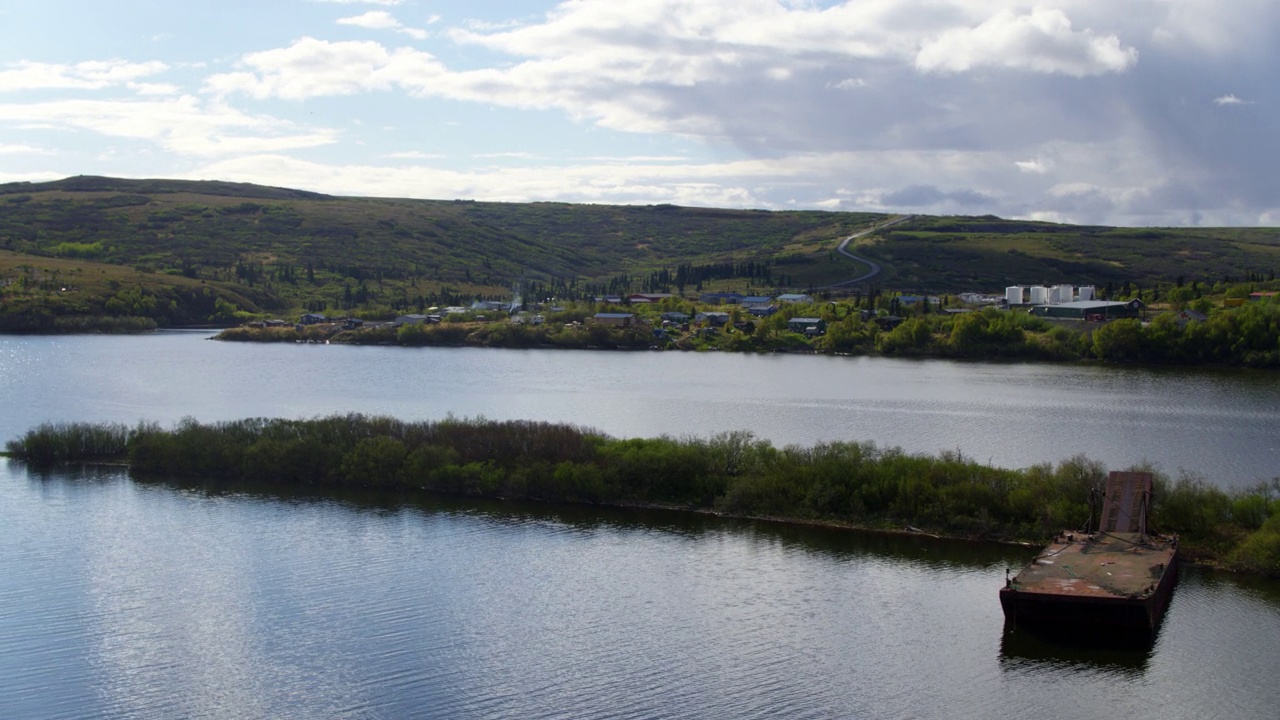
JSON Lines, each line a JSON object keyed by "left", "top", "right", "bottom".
{"left": 0, "top": 0, "right": 1275, "bottom": 226}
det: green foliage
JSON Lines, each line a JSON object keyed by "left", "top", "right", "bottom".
{"left": 1229, "top": 513, "right": 1280, "bottom": 577}
{"left": 1092, "top": 302, "right": 1280, "bottom": 367}
{"left": 8, "top": 416, "right": 1279, "bottom": 573}
{"left": 876, "top": 317, "right": 937, "bottom": 355}
{"left": 5, "top": 421, "right": 135, "bottom": 462}
{"left": 947, "top": 308, "right": 1027, "bottom": 357}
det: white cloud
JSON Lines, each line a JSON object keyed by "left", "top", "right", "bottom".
{"left": 204, "top": 38, "right": 446, "bottom": 100}
{"left": 338, "top": 11, "right": 400, "bottom": 30}
{"left": 1015, "top": 158, "right": 1052, "bottom": 174}
{"left": 0, "top": 143, "right": 53, "bottom": 155}
{"left": 915, "top": 8, "right": 1137, "bottom": 76}
{"left": 0, "top": 96, "right": 337, "bottom": 157}
{"left": 386, "top": 150, "right": 445, "bottom": 159}
{"left": 828, "top": 77, "right": 866, "bottom": 90}
{"left": 4, "top": 1, "right": 1276, "bottom": 226}
{"left": 337, "top": 10, "right": 428, "bottom": 39}
{"left": 0, "top": 60, "right": 169, "bottom": 92}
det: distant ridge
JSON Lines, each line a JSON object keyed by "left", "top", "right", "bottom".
{"left": 2, "top": 175, "right": 1277, "bottom": 295}
{"left": 0, "top": 175, "right": 331, "bottom": 201}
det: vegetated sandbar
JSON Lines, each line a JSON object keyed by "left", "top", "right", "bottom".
{"left": 6, "top": 415, "right": 1278, "bottom": 577}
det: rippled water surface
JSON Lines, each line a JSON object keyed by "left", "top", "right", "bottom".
{"left": 3, "top": 332, "right": 1280, "bottom": 487}
{"left": 3, "top": 333, "right": 1280, "bottom": 718}
{"left": 3, "top": 465, "right": 1279, "bottom": 720}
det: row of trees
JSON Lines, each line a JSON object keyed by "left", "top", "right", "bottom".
{"left": 7, "top": 416, "right": 1278, "bottom": 575}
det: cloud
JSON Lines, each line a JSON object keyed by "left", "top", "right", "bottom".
{"left": 880, "top": 184, "right": 994, "bottom": 208}
{"left": 914, "top": 8, "right": 1137, "bottom": 76}
{"left": 386, "top": 150, "right": 445, "bottom": 159}
{"left": 5, "top": 0, "right": 1276, "bottom": 227}
{"left": 185, "top": 153, "right": 776, "bottom": 207}
{"left": 337, "top": 10, "right": 429, "bottom": 39}
{"left": 0, "top": 96, "right": 337, "bottom": 157}
{"left": 1015, "top": 158, "right": 1053, "bottom": 174}
{"left": 0, "top": 60, "right": 169, "bottom": 92}
{"left": 204, "top": 38, "right": 446, "bottom": 100}
{"left": 338, "top": 11, "right": 400, "bottom": 30}
{"left": 0, "top": 143, "right": 54, "bottom": 155}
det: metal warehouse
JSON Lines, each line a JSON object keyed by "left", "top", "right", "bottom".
{"left": 1029, "top": 299, "right": 1144, "bottom": 320}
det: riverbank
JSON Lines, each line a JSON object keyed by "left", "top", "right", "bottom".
{"left": 212, "top": 297, "right": 1280, "bottom": 369}
{"left": 7, "top": 415, "right": 1278, "bottom": 576}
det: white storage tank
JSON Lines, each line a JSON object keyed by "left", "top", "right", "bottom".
{"left": 1005, "top": 286, "right": 1024, "bottom": 305}
{"left": 1055, "top": 284, "right": 1074, "bottom": 304}
{"left": 1029, "top": 286, "right": 1048, "bottom": 305}
{"left": 1078, "top": 285, "right": 1095, "bottom": 302}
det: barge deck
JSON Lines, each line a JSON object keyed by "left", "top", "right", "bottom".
{"left": 999, "top": 471, "right": 1179, "bottom": 637}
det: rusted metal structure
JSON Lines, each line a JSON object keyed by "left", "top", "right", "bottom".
{"left": 1000, "top": 471, "right": 1180, "bottom": 637}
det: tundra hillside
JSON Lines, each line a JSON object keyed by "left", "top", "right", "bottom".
{"left": 2, "top": 176, "right": 1278, "bottom": 331}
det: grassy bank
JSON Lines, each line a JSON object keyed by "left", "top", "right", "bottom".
{"left": 7, "top": 416, "right": 1279, "bottom": 576}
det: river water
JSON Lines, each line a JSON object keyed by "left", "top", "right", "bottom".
{"left": 2, "top": 332, "right": 1279, "bottom": 488}
{"left": 2, "top": 333, "right": 1280, "bottom": 718}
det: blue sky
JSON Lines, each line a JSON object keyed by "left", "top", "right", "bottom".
{"left": 1, "top": 0, "right": 1275, "bottom": 226}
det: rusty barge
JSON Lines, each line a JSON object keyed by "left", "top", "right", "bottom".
{"left": 1000, "top": 471, "right": 1179, "bottom": 636}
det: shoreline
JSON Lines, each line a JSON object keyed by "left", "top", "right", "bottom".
{"left": 16, "top": 456, "right": 1241, "bottom": 571}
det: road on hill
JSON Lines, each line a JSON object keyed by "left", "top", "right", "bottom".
{"left": 815, "top": 215, "right": 913, "bottom": 290}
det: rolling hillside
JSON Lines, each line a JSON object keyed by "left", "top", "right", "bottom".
{"left": 2, "top": 175, "right": 1278, "bottom": 328}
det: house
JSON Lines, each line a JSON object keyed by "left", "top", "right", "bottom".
{"left": 631, "top": 293, "right": 674, "bottom": 303}
{"left": 695, "top": 311, "right": 732, "bottom": 326}
{"left": 1174, "top": 309, "right": 1208, "bottom": 324}
{"left": 1249, "top": 292, "right": 1278, "bottom": 302}
{"left": 747, "top": 304, "right": 778, "bottom": 317}
{"left": 592, "top": 312, "right": 636, "bottom": 327}
{"left": 661, "top": 311, "right": 691, "bottom": 323}
{"left": 741, "top": 295, "right": 774, "bottom": 308}
{"left": 776, "top": 293, "right": 813, "bottom": 304}
{"left": 342, "top": 318, "right": 365, "bottom": 329}
{"left": 700, "top": 292, "right": 745, "bottom": 305}
{"left": 394, "top": 314, "right": 429, "bottom": 326}
{"left": 786, "top": 317, "right": 826, "bottom": 334}
{"left": 299, "top": 313, "right": 328, "bottom": 325}
{"left": 264, "top": 319, "right": 288, "bottom": 327}
{"left": 875, "top": 315, "right": 904, "bottom": 330}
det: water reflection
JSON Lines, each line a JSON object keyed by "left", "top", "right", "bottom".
{"left": 6, "top": 463, "right": 1280, "bottom": 719}
{"left": 136, "top": 473, "right": 1026, "bottom": 572}
{"left": 999, "top": 624, "right": 1153, "bottom": 678}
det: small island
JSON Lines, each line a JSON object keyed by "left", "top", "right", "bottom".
{"left": 7, "top": 415, "right": 1278, "bottom": 577}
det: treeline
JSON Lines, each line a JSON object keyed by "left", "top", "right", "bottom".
{"left": 806, "top": 302, "right": 1280, "bottom": 367}
{"left": 7, "top": 416, "right": 1278, "bottom": 576}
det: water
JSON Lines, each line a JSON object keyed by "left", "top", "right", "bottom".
{"left": 2, "top": 332, "right": 1279, "bottom": 487}
{"left": 2, "top": 465, "right": 1278, "bottom": 720}
{"left": 3, "top": 333, "right": 1280, "bottom": 718}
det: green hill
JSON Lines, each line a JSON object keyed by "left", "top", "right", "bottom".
{"left": 2, "top": 176, "right": 1278, "bottom": 328}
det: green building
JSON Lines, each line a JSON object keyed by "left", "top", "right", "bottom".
{"left": 1029, "top": 299, "right": 1144, "bottom": 320}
